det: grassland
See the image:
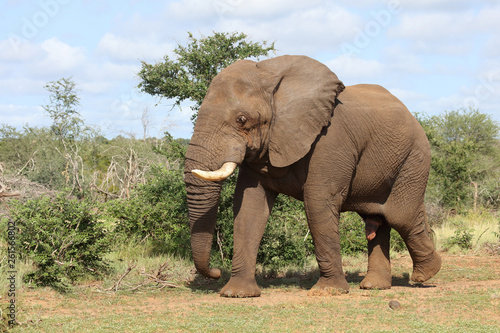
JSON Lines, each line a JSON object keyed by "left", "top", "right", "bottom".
{"left": 2, "top": 213, "right": 499, "bottom": 332}
{"left": 3, "top": 254, "right": 499, "bottom": 332}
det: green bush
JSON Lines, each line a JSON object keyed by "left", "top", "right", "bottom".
{"left": 211, "top": 172, "right": 237, "bottom": 267}
{"left": 390, "top": 229, "right": 407, "bottom": 252}
{"left": 444, "top": 227, "right": 474, "bottom": 250}
{"left": 211, "top": 178, "right": 313, "bottom": 270}
{"left": 339, "top": 212, "right": 367, "bottom": 255}
{"left": 212, "top": 186, "right": 410, "bottom": 269}
{"left": 339, "top": 212, "right": 408, "bottom": 255}
{"left": 258, "top": 195, "right": 313, "bottom": 269}
{"left": 4, "top": 195, "right": 111, "bottom": 291}
{"left": 106, "top": 165, "right": 190, "bottom": 256}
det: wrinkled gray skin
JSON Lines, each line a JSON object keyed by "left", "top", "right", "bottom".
{"left": 184, "top": 55, "right": 441, "bottom": 297}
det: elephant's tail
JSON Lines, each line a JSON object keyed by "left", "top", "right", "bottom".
{"left": 424, "top": 209, "right": 437, "bottom": 248}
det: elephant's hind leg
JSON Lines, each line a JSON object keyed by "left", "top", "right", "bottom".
{"left": 360, "top": 217, "right": 392, "bottom": 289}
{"left": 403, "top": 206, "right": 441, "bottom": 283}
{"left": 385, "top": 195, "right": 441, "bottom": 283}
{"left": 384, "top": 149, "right": 441, "bottom": 283}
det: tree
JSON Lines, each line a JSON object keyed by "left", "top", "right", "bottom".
{"left": 417, "top": 108, "right": 500, "bottom": 209}
{"left": 137, "top": 32, "right": 275, "bottom": 123}
{"left": 42, "top": 77, "right": 93, "bottom": 195}
{"left": 43, "top": 77, "right": 83, "bottom": 140}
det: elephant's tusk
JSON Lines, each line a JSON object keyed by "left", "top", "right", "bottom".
{"left": 192, "top": 162, "right": 237, "bottom": 182}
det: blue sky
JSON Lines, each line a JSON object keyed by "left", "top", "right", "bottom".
{"left": 1, "top": 0, "right": 499, "bottom": 139}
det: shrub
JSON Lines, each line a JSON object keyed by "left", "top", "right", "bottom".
{"left": 106, "top": 165, "right": 190, "bottom": 256}
{"left": 339, "top": 212, "right": 408, "bottom": 255}
{"left": 444, "top": 227, "right": 474, "bottom": 250}
{"left": 390, "top": 229, "right": 407, "bottom": 253}
{"left": 4, "top": 195, "right": 111, "bottom": 291}
{"left": 212, "top": 180, "right": 314, "bottom": 270}
{"left": 339, "top": 212, "right": 367, "bottom": 255}
{"left": 213, "top": 190, "right": 410, "bottom": 270}
{"left": 258, "top": 195, "right": 313, "bottom": 269}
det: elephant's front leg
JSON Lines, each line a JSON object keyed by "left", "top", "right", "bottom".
{"left": 220, "top": 169, "right": 277, "bottom": 298}
{"left": 305, "top": 190, "right": 350, "bottom": 294}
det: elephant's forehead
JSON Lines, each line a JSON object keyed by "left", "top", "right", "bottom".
{"left": 207, "top": 74, "right": 266, "bottom": 103}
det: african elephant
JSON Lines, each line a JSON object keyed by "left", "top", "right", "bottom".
{"left": 184, "top": 55, "right": 441, "bottom": 297}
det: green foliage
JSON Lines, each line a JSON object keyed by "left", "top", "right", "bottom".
{"left": 339, "top": 213, "right": 407, "bottom": 255}
{"left": 43, "top": 77, "right": 84, "bottom": 141}
{"left": 444, "top": 227, "right": 474, "bottom": 250}
{"left": 137, "top": 31, "right": 275, "bottom": 123}
{"left": 258, "top": 195, "right": 313, "bottom": 269}
{"left": 105, "top": 166, "right": 191, "bottom": 257}
{"left": 212, "top": 172, "right": 237, "bottom": 267}
{"left": 151, "top": 132, "right": 187, "bottom": 164}
{"left": 339, "top": 212, "right": 366, "bottom": 255}
{"left": 3, "top": 195, "right": 111, "bottom": 291}
{"left": 211, "top": 176, "right": 313, "bottom": 270}
{"left": 417, "top": 108, "right": 500, "bottom": 209}
{"left": 390, "top": 229, "right": 407, "bottom": 252}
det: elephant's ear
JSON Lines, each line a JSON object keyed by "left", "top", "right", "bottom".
{"left": 257, "top": 55, "right": 345, "bottom": 168}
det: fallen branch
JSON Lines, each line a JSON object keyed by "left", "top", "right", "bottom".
{"left": 107, "top": 263, "right": 137, "bottom": 292}
{"left": 0, "top": 191, "right": 21, "bottom": 198}
{"left": 140, "top": 262, "right": 182, "bottom": 289}
{"left": 104, "top": 262, "right": 185, "bottom": 292}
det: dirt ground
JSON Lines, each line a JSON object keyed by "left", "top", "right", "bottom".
{"left": 8, "top": 254, "right": 500, "bottom": 331}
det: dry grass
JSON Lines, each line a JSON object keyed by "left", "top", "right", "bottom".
{"left": 2, "top": 212, "right": 499, "bottom": 332}
{"left": 434, "top": 210, "right": 499, "bottom": 253}
{"left": 3, "top": 252, "right": 499, "bottom": 333}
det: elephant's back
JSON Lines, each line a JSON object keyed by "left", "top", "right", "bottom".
{"left": 331, "top": 84, "right": 430, "bottom": 198}
{"left": 335, "top": 84, "right": 428, "bottom": 151}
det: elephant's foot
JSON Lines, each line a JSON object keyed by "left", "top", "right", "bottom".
{"left": 220, "top": 277, "right": 261, "bottom": 298}
{"left": 308, "top": 276, "right": 349, "bottom": 296}
{"left": 410, "top": 251, "right": 442, "bottom": 283}
{"left": 360, "top": 271, "right": 391, "bottom": 290}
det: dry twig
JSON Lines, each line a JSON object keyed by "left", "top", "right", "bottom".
{"left": 106, "top": 263, "right": 137, "bottom": 292}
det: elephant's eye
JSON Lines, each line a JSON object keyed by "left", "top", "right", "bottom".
{"left": 236, "top": 115, "right": 247, "bottom": 126}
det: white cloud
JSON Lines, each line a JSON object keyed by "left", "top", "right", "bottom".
{"left": 97, "top": 33, "right": 175, "bottom": 62}
{"left": 397, "top": 0, "right": 471, "bottom": 11}
{"left": 219, "top": 0, "right": 324, "bottom": 18}
{"left": 388, "top": 88, "right": 428, "bottom": 106}
{"left": 0, "top": 37, "right": 87, "bottom": 80}
{"left": 79, "top": 81, "right": 114, "bottom": 95}
{"left": 166, "top": 0, "right": 218, "bottom": 19}
{"left": 83, "top": 62, "right": 140, "bottom": 82}
{"left": 216, "top": 4, "right": 362, "bottom": 55}
{"left": 165, "top": 0, "right": 324, "bottom": 20}
{"left": 383, "top": 46, "right": 425, "bottom": 74}
{"left": 30, "top": 38, "right": 87, "bottom": 77}
{"left": 0, "top": 104, "right": 46, "bottom": 127}
{"left": 389, "top": 12, "right": 474, "bottom": 42}
{"left": 0, "top": 78, "right": 46, "bottom": 96}
{"left": 325, "top": 55, "right": 385, "bottom": 84}
{"left": 0, "top": 37, "right": 42, "bottom": 61}
{"left": 476, "top": 5, "right": 500, "bottom": 31}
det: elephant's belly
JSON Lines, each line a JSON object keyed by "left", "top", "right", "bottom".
{"left": 341, "top": 198, "right": 386, "bottom": 216}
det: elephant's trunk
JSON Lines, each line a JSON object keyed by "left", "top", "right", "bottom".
{"left": 184, "top": 170, "right": 222, "bottom": 279}
{"left": 184, "top": 114, "right": 246, "bottom": 279}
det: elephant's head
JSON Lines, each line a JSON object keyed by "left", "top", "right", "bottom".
{"left": 184, "top": 55, "right": 345, "bottom": 279}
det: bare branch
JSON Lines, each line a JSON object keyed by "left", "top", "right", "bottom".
{"left": 106, "top": 263, "right": 137, "bottom": 292}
